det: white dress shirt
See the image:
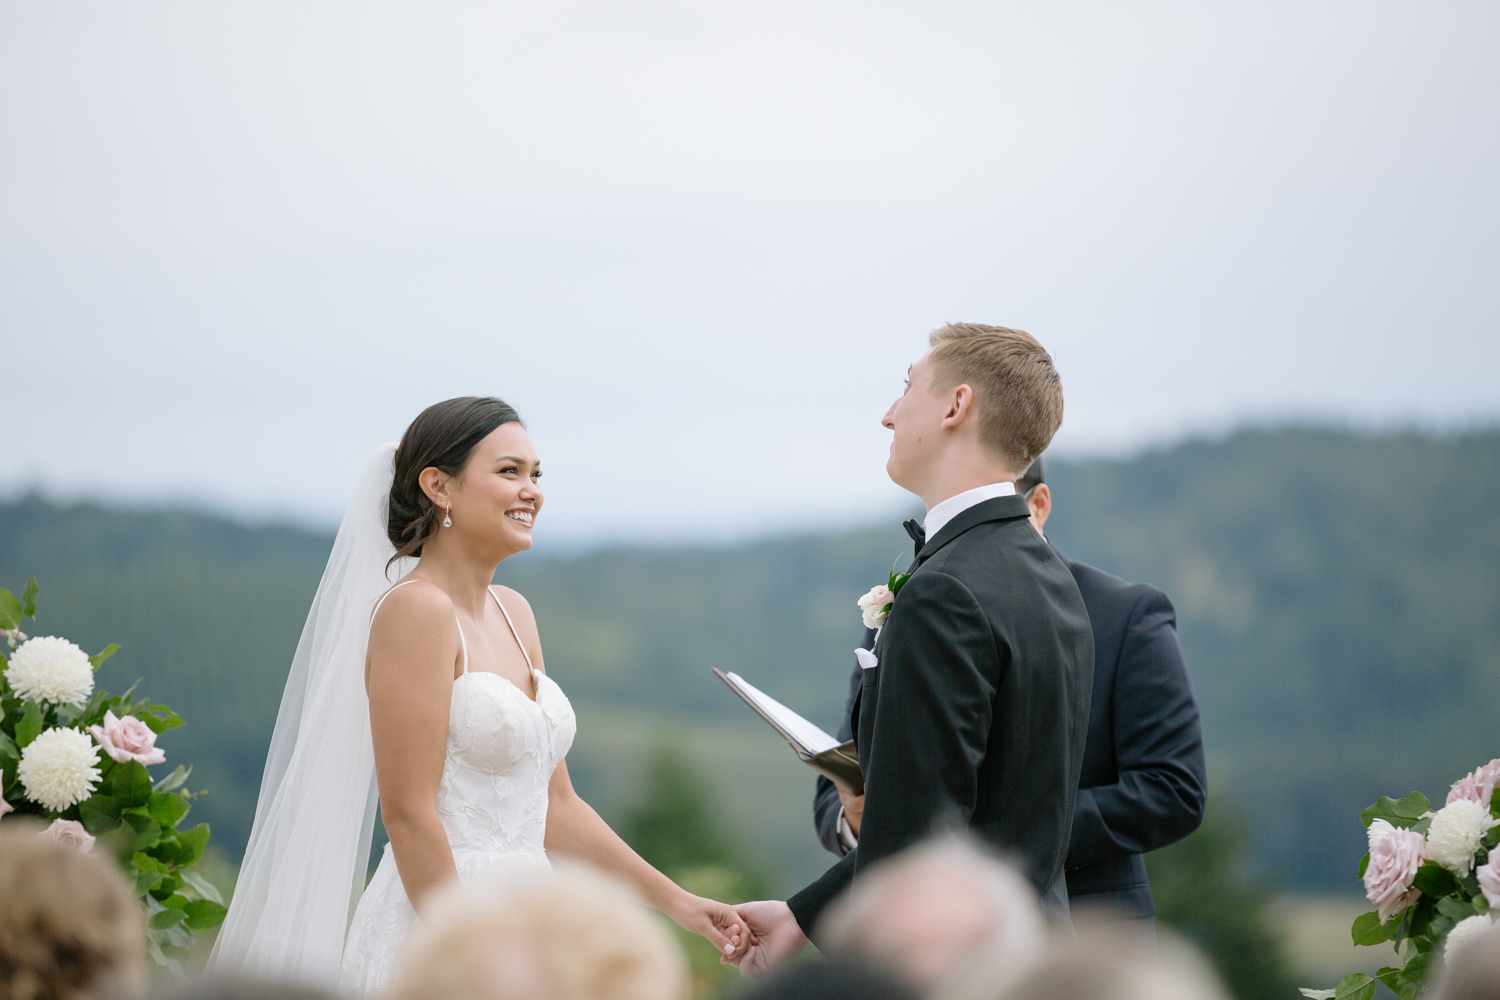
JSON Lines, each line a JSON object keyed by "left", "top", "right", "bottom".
{"left": 836, "top": 478, "right": 1019, "bottom": 852}
{"left": 922, "top": 480, "right": 1017, "bottom": 540}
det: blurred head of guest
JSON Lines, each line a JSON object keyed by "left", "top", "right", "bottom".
{"left": 157, "top": 981, "right": 334, "bottom": 1000}
{"left": 1432, "top": 920, "right": 1500, "bottom": 1000}
{"left": 740, "top": 957, "right": 920, "bottom": 1000}
{"left": 389, "top": 863, "right": 687, "bottom": 1000}
{"left": 0, "top": 820, "right": 146, "bottom": 1000}
{"left": 939, "top": 925, "right": 1229, "bottom": 1000}
{"left": 815, "top": 836, "right": 1047, "bottom": 992}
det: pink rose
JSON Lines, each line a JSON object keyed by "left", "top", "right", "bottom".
{"left": 43, "top": 818, "right": 95, "bottom": 852}
{"left": 88, "top": 710, "right": 166, "bottom": 766}
{"left": 1364, "top": 821, "right": 1427, "bottom": 923}
{"left": 0, "top": 797, "right": 12, "bottom": 818}
{"left": 1478, "top": 847, "right": 1500, "bottom": 909}
{"left": 1447, "top": 759, "right": 1500, "bottom": 807}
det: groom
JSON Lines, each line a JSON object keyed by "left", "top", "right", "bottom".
{"left": 731, "top": 324, "right": 1096, "bottom": 975}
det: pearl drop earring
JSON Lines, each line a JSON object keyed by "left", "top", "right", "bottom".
{"left": 443, "top": 505, "right": 452, "bottom": 528}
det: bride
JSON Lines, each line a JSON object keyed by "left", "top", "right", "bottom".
{"left": 209, "top": 397, "right": 748, "bottom": 991}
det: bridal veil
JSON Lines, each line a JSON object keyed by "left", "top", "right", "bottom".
{"left": 209, "top": 444, "right": 414, "bottom": 987}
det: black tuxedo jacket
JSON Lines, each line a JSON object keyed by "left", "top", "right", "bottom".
{"left": 787, "top": 495, "right": 1094, "bottom": 936}
{"left": 813, "top": 555, "right": 1207, "bottom": 919}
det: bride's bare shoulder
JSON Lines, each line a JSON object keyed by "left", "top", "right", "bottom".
{"left": 370, "top": 580, "right": 456, "bottom": 641}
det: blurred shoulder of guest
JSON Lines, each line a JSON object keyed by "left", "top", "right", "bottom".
{"left": 937, "top": 924, "right": 1229, "bottom": 1000}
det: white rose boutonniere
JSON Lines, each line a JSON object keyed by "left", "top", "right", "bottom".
{"left": 857, "top": 558, "right": 912, "bottom": 630}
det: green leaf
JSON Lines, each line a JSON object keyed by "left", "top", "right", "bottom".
{"left": 147, "top": 792, "right": 189, "bottom": 830}
{"left": 0, "top": 729, "right": 18, "bottom": 763}
{"left": 112, "top": 760, "right": 152, "bottom": 808}
{"left": 173, "top": 823, "right": 210, "bottom": 868}
{"left": 15, "top": 700, "right": 44, "bottom": 747}
{"left": 139, "top": 704, "right": 184, "bottom": 735}
{"left": 132, "top": 851, "right": 168, "bottom": 874}
{"left": 0, "top": 590, "right": 22, "bottom": 630}
{"left": 1334, "top": 973, "right": 1377, "bottom": 1000}
{"left": 1491, "top": 787, "right": 1500, "bottom": 820}
{"left": 1361, "top": 792, "right": 1433, "bottom": 829}
{"left": 1413, "top": 862, "right": 1462, "bottom": 898}
{"left": 152, "top": 764, "right": 192, "bottom": 793}
{"left": 1437, "top": 896, "right": 1474, "bottom": 920}
{"left": 20, "top": 577, "right": 38, "bottom": 619}
{"left": 148, "top": 875, "right": 182, "bottom": 901}
{"left": 1352, "top": 910, "right": 1394, "bottom": 945}
{"left": 183, "top": 898, "right": 228, "bottom": 930}
{"left": 88, "top": 644, "right": 119, "bottom": 670}
{"left": 149, "top": 908, "right": 187, "bottom": 929}
{"left": 124, "top": 812, "right": 161, "bottom": 851}
{"left": 178, "top": 869, "right": 224, "bottom": 905}
{"left": 1357, "top": 852, "right": 1370, "bottom": 878}
{"left": 78, "top": 794, "right": 122, "bottom": 835}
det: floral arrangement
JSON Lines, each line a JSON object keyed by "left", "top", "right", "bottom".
{"left": 1301, "top": 759, "right": 1500, "bottom": 1000}
{"left": 0, "top": 577, "right": 227, "bottom": 972}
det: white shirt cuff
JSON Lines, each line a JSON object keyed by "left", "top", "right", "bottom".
{"left": 837, "top": 806, "right": 859, "bottom": 853}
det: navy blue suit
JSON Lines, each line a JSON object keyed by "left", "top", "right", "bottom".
{"left": 814, "top": 555, "right": 1206, "bottom": 918}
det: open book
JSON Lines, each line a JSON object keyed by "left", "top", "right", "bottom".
{"left": 713, "top": 668, "right": 864, "bottom": 795}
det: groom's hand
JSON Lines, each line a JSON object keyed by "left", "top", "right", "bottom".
{"left": 838, "top": 787, "right": 865, "bottom": 837}
{"left": 723, "top": 900, "right": 807, "bottom": 978}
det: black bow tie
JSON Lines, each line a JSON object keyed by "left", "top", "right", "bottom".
{"left": 903, "top": 518, "right": 926, "bottom": 555}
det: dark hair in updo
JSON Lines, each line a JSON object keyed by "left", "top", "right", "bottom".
{"left": 388, "top": 396, "right": 524, "bottom": 566}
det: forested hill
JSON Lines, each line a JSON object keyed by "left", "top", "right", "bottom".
{"left": 2, "top": 425, "right": 1497, "bottom": 893}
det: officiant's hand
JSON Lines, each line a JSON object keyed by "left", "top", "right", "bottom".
{"left": 723, "top": 900, "right": 807, "bottom": 978}
{"left": 668, "top": 892, "right": 750, "bottom": 961}
{"left": 839, "top": 787, "right": 865, "bottom": 837}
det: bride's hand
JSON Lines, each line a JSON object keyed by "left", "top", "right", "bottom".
{"left": 668, "top": 892, "right": 752, "bottom": 961}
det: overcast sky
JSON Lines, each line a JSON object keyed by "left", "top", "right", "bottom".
{"left": 2, "top": 1, "right": 1496, "bottom": 544}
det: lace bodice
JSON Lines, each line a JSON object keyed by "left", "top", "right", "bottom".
{"left": 338, "top": 586, "right": 576, "bottom": 995}
{"left": 438, "top": 668, "right": 575, "bottom": 855}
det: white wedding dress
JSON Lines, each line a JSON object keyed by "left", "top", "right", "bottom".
{"left": 338, "top": 581, "right": 577, "bottom": 995}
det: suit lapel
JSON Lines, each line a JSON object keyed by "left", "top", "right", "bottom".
{"left": 852, "top": 495, "right": 1030, "bottom": 768}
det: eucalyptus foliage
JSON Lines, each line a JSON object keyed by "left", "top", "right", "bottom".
{"left": 0, "top": 577, "right": 227, "bottom": 973}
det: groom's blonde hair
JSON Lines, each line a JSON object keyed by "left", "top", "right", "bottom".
{"left": 927, "top": 323, "right": 1064, "bottom": 471}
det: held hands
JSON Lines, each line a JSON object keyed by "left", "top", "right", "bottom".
{"left": 839, "top": 787, "right": 865, "bottom": 837}
{"left": 722, "top": 900, "right": 808, "bottom": 978}
{"left": 669, "top": 892, "right": 752, "bottom": 963}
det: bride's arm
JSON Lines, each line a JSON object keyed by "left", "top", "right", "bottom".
{"left": 367, "top": 582, "right": 462, "bottom": 912}
{"left": 545, "top": 760, "right": 745, "bottom": 958}
{"left": 494, "top": 588, "right": 747, "bottom": 959}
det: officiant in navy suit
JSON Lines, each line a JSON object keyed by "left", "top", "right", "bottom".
{"left": 813, "top": 458, "right": 1207, "bottom": 932}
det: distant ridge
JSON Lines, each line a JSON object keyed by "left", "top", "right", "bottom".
{"left": 3, "top": 425, "right": 1497, "bottom": 892}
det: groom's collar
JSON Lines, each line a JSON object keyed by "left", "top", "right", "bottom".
{"left": 917, "top": 493, "right": 1032, "bottom": 563}
{"left": 923, "top": 481, "right": 1018, "bottom": 540}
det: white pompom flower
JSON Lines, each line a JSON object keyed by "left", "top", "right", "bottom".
{"left": 4, "top": 636, "right": 95, "bottom": 706}
{"left": 1425, "top": 799, "right": 1498, "bottom": 875}
{"left": 17, "top": 728, "right": 101, "bottom": 813}
{"left": 1445, "top": 913, "right": 1495, "bottom": 958}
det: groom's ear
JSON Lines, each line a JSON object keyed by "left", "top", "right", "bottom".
{"left": 938, "top": 383, "right": 977, "bottom": 431}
